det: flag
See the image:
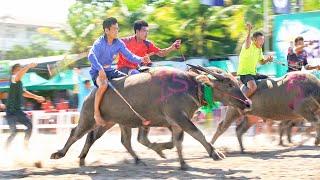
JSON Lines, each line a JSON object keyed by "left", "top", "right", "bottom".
{"left": 201, "top": 0, "right": 224, "bottom": 6}
{"left": 272, "top": 0, "right": 290, "bottom": 14}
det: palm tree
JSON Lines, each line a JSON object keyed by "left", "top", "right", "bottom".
{"left": 146, "top": 0, "right": 263, "bottom": 57}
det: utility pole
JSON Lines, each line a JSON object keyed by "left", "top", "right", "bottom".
{"left": 263, "top": 0, "right": 269, "bottom": 52}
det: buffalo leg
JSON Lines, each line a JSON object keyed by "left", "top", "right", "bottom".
{"left": 286, "top": 122, "right": 294, "bottom": 144}
{"left": 137, "top": 126, "right": 174, "bottom": 159}
{"left": 313, "top": 122, "right": 320, "bottom": 146}
{"left": 79, "top": 123, "right": 115, "bottom": 166}
{"left": 119, "top": 125, "right": 145, "bottom": 165}
{"left": 236, "top": 116, "right": 252, "bottom": 153}
{"left": 50, "top": 122, "right": 94, "bottom": 159}
{"left": 211, "top": 106, "right": 241, "bottom": 144}
{"left": 166, "top": 111, "right": 225, "bottom": 162}
{"left": 279, "top": 121, "right": 289, "bottom": 146}
{"left": 170, "top": 125, "right": 187, "bottom": 170}
{"left": 294, "top": 97, "right": 320, "bottom": 146}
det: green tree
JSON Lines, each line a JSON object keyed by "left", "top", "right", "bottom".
{"left": 39, "top": 0, "right": 267, "bottom": 60}
{"left": 4, "top": 41, "right": 63, "bottom": 60}
{"left": 303, "top": 0, "right": 320, "bottom": 11}
{"left": 146, "top": 0, "right": 264, "bottom": 57}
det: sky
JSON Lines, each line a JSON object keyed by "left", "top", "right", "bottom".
{"left": 0, "top": 0, "right": 75, "bottom": 24}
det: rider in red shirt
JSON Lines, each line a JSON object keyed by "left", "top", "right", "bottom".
{"left": 117, "top": 20, "right": 181, "bottom": 75}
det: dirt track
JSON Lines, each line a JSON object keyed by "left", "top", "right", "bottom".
{"left": 0, "top": 126, "right": 319, "bottom": 179}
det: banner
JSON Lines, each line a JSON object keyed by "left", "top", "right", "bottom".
{"left": 201, "top": 0, "right": 224, "bottom": 6}
{"left": 273, "top": 11, "right": 320, "bottom": 77}
{"left": 272, "top": 0, "right": 290, "bottom": 14}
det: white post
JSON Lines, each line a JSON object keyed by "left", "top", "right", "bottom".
{"left": 32, "top": 111, "right": 39, "bottom": 134}
{"left": 57, "top": 111, "right": 63, "bottom": 135}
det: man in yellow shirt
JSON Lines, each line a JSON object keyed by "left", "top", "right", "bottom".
{"left": 237, "top": 23, "right": 273, "bottom": 98}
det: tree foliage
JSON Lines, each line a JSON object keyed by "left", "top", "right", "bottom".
{"left": 40, "top": 0, "right": 319, "bottom": 60}
{"left": 4, "top": 40, "right": 63, "bottom": 60}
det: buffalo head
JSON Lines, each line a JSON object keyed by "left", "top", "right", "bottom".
{"left": 188, "top": 64, "right": 251, "bottom": 110}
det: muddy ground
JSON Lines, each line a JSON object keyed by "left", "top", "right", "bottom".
{"left": 0, "top": 125, "right": 319, "bottom": 179}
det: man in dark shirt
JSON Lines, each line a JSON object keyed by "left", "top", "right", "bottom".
{"left": 287, "top": 36, "right": 320, "bottom": 72}
{"left": 5, "top": 63, "right": 45, "bottom": 150}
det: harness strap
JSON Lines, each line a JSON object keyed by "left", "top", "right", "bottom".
{"left": 197, "top": 84, "right": 208, "bottom": 106}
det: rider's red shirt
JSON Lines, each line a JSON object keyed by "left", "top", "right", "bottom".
{"left": 117, "top": 36, "right": 160, "bottom": 69}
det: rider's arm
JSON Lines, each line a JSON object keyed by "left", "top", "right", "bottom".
{"left": 258, "top": 50, "right": 267, "bottom": 64}
{"left": 155, "top": 48, "right": 174, "bottom": 57}
{"left": 305, "top": 62, "right": 320, "bottom": 70}
{"left": 155, "top": 43, "right": 174, "bottom": 57}
{"left": 14, "top": 63, "right": 35, "bottom": 82}
{"left": 259, "top": 59, "right": 267, "bottom": 65}
{"left": 119, "top": 40, "right": 142, "bottom": 64}
{"left": 294, "top": 44, "right": 307, "bottom": 53}
{"left": 23, "top": 90, "right": 43, "bottom": 101}
{"left": 245, "top": 24, "right": 252, "bottom": 49}
{"left": 88, "top": 43, "right": 104, "bottom": 71}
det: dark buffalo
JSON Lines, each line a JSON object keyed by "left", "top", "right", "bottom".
{"left": 51, "top": 66, "right": 250, "bottom": 170}
{"left": 211, "top": 71, "right": 320, "bottom": 153}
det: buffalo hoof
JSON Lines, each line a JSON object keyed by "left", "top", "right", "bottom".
{"left": 50, "top": 151, "right": 65, "bottom": 159}
{"left": 279, "top": 141, "right": 284, "bottom": 146}
{"left": 212, "top": 149, "right": 225, "bottom": 160}
{"left": 153, "top": 142, "right": 173, "bottom": 159}
{"left": 240, "top": 147, "right": 246, "bottom": 154}
{"left": 180, "top": 161, "right": 189, "bottom": 171}
{"left": 314, "top": 138, "right": 320, "bottom": 146}
{"left": 279, "top": 142, "right": 287, "bottom": 147}
{"left": 155, "top": 150, "right": 166, "bottom": 159}
{"left": 79, "top": 158, "right": 86, "bottom": 166}
{"left": 135, "top": 158, "right": 147, "bottom": 166}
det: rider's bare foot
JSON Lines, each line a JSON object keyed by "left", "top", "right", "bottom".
{"left": 142, "top": 119, "right": 151, "bottom": 126}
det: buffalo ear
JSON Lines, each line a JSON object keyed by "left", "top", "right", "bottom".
{"left": 187, "top": 64, "right": 225, "bottom": 80}
{"left": 195, "top": 75, "right": 213, "bottom": 86}
{"left": 188, "top": 67, "right": 201, "bottom": 74}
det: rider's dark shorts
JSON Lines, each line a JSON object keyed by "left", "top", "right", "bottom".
{"left": 118, "top": 67, "right": 131, "bottom": 74}
{"left": 240, "top": 74, "right": 268, "bottom": 86}
{"left": 92, "top": 69, "right": 127, "bottom": 87}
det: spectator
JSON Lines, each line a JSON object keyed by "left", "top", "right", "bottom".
{"left": 56, "top": 98, "right": 69, "bottom": 110}
{"left": 287, "top": 36, "right": 320, "bottom": 72}
{"left": 5, "top": 63, "right": 45, "bottom": 150}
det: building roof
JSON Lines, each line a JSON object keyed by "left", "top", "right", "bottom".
{"left": 0, "top": 15, "right": 66, "bottom": 28}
